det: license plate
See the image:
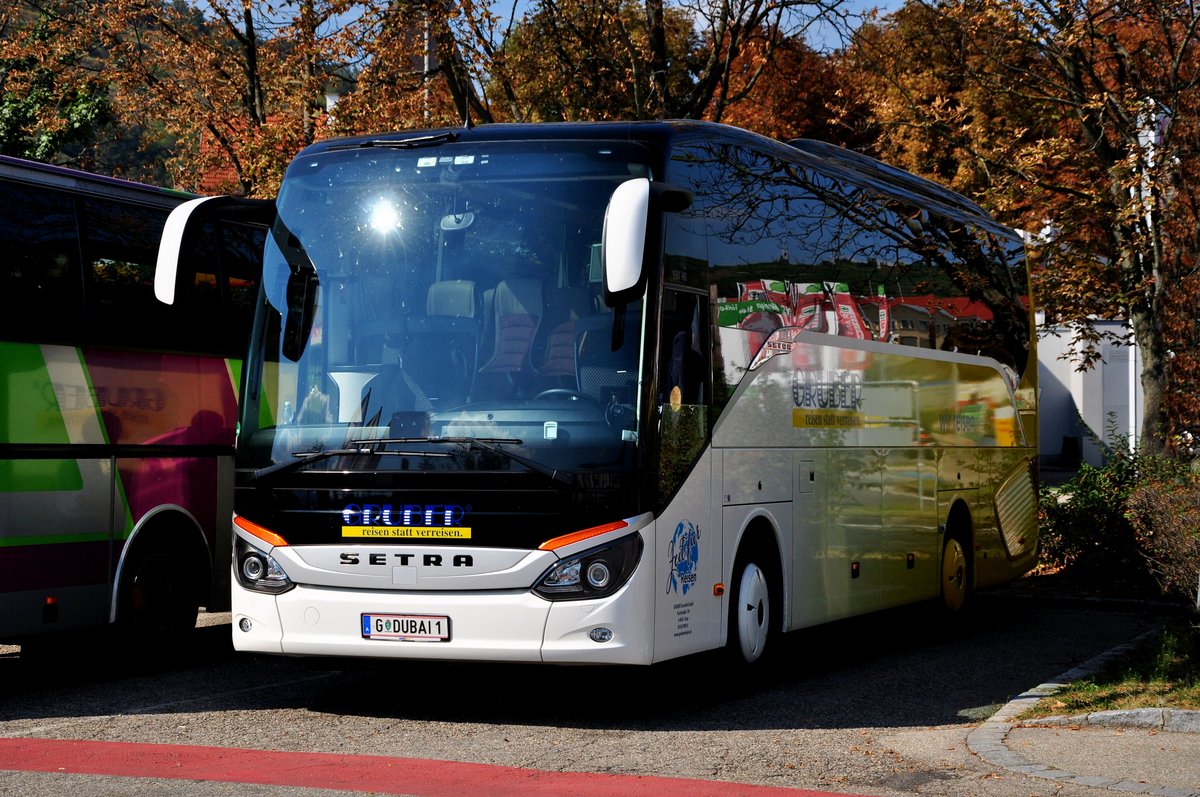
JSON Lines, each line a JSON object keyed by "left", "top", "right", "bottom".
{"left": 361, "top": 613, "right": 451, "bottom": 642}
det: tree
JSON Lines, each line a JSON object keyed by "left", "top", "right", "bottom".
{"left": 92, "top": 0, "right": 384, "bottom": 196}
{"left": 1, "top": 0, "right": 389, "bottom": 195}
{"left": 5, "top": 0, "right": 856, "bottom": 193}
{"left": 844, "top": 0, "right": 1200, "bottom": 455}
{"left": 327, "top": 0, "right": 490, "bottom": 131}
{"left": 496, "top": 0, "right": 697, "bottom": 121}
{"left": 654, "top": 0, "right": 848, "bottom": 121}
{"left": 0, "top": 2, "right": 113, "bottom": 164}
{"left": 469, "top": 0, "right": 849, "bottom": 123}
{"left": 712, "top": 32, "right": 867, "bottom": 144}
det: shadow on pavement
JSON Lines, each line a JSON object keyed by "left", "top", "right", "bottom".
{"left": 0, "top": 587, "right": 1167, "bottom": 735}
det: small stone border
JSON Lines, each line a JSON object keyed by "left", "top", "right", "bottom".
{"left": 966, "top": 627, "right": 1200, "bottom": 796}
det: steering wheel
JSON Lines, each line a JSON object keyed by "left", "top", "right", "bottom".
{"left": 534, "top": 389, "right": 591, "bottom": 402}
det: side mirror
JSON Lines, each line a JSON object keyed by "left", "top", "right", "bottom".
{"left": 601, "top": 179, "right": 694, "bottom": 308}
{"left": 602, "top": 178, "right": 650, "bottom": 307}
{"left": 155, "top": 197, "right": 213, "bottom": 305}
{"left": 155, "top": 195, "right": 274, "bottom": 304}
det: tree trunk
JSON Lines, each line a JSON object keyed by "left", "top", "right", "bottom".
{"left": 1132, "top": 308, "right": 1166, "bottom": 456}
{"left": 431, "top": 10, "right": 493, "bottom": 126}
{"left": 300, "top": 0, "right": 318, "bottom": 147}
{"left": 643, "top": 0, "right": 670, "bottom": 115}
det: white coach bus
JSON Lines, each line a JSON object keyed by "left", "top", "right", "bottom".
{"left": 156, "top": 121, "right": 1038, "bottom": 666}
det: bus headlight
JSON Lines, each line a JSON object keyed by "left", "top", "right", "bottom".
{"left": 235, "top": 538, "right": 295, "bottom": 594}
{"left": 533, "top": 532, "right": 642, "bottom": 601}
{"left": 586, "top": 560, "right": 611, "bottom": 588}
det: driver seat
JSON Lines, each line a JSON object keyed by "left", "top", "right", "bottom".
{"left": 535, "top": 286, "right": 594, "bottom": 391}
{"left": 477, "top": 278, "right": 542, "bottom": 397}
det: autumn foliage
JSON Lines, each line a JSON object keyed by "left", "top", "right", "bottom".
{"left": 843, "top": 0, "right": 1200, "bottom": 454}
{"left": 4, "top": 0, "right": 1200, "bottom": 454}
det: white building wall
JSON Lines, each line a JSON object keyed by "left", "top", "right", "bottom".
{"left": 1037, "top": 319, "right": 1142, "bottom": 467}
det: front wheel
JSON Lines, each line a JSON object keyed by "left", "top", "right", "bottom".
{"left": 729, "top": 560, "right": 773, "bottom": 664}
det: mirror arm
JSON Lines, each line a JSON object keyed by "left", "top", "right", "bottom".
{"left": 610, "top": 303, "right": 626, "bottom": 352}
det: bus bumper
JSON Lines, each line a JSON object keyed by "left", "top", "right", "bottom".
{"left": 231, "top": 553, "right": 655, "bottom": 664}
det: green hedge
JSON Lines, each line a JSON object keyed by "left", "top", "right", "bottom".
{"left": 1037, "top": 432, "right": 1198, "bottom": 604}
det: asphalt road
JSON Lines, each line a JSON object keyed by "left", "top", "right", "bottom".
{"left": 0, "top": 588, "right": 1164, "bottom": 797}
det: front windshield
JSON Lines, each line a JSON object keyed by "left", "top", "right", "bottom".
{"left": 245, "top": 139, "right": 651, "bottom": 479}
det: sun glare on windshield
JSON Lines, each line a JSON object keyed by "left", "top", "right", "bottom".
{"left": 367, "top": 197, "right": 401, "bottom": 233}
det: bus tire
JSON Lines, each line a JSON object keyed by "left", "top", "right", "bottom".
{"left": 940, "top": 528, "right": 972, "bottom": 614}
{"left": 727, "top": 542, "right": 780, "bottom": 666}
{"left": 117, "top": 536, "right": 201, "bottom": 637}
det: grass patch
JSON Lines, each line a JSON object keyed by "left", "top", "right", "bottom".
{"left": 1020, "top": 620, "right": 1200, "bottom": 719}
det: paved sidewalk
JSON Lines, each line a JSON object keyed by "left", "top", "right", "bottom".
{"left": 967, "top": 629, "right": 1200, "bottom": 796}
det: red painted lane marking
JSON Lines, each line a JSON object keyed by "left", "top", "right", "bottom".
{"left": 0, "top": 737, "right": 856, "bottom": 797}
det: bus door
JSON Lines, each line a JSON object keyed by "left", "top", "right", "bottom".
{"left": 825, "top": 446, "right": 884, "bottom": 618}
{"left": 653, "top": 288, "right": 722, "bottom": 660}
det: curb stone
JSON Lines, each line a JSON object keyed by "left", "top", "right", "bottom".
{"left": 1022, "top": 708, "right": 1200, "bottom": 734}
{"left": 966, "top": 627, "right": 1200, "bottom": 797}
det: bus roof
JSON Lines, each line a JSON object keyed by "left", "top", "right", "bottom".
{"left": 0, "top": 154, "right": 194, "bottom": 204}
{"left": 294, "top": 121, "right": 1008, "bottom": 234}
{"left": 788, "top": 138, "right": 991, "bottom": 219}
{"left": 294, "top": 120, "right": 689, "bottom": 164}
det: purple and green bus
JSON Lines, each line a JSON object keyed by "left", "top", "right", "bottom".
{"left": 0, "top": 155, "right": 264, "bottom": 643}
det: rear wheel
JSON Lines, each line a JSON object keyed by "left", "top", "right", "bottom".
{"left": 941, "top": 533, "right": 971, "bottom": 613}
{"left": 118, "top": 541, "right": 201, "bottom": 636}
{"left": 729, "top": 557, "right": 774, "bottom": 665}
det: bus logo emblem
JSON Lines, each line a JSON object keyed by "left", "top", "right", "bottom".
{"left": 340, "top": 503, "right": 472, "bottom": 540}
{"left": 666, "top": 520, "right": 701, "bottom": 595}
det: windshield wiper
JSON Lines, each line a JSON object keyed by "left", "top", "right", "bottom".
{"left": 249, "top": 441, "right": 455, "bottom": 481}
{"left": 364, "top": 436, "right": 575, "bottom": 487}
{"left": 248, "top": 436, "right": 573, "bottom": 487}
{"left": 249, "top": 446, "right": 378, "bottom": 481}
{"left": 324, "top": 132, "right": 458, "bottom": 151}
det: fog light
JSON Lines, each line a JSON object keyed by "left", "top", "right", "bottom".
{"left": 586, "top": 561, "right": 611, "bottom": 588}
{"left": 589, "top": 627, "right": 613, "bottom": 643}
{"left": 239, "top": 617, "right": 253, "bottom": 632}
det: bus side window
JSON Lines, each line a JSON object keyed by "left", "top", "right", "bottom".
{"left": 79, "top": 197, "right": 172, "bottom": 350}
{"left": 176, "top": 221, "right": 265, "bottom": 357}
{"left": 0, "top": 181, "right": 84, "bottom": 344}
{"left": 223, "top": 223, "right": 265, "bottom": 337}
